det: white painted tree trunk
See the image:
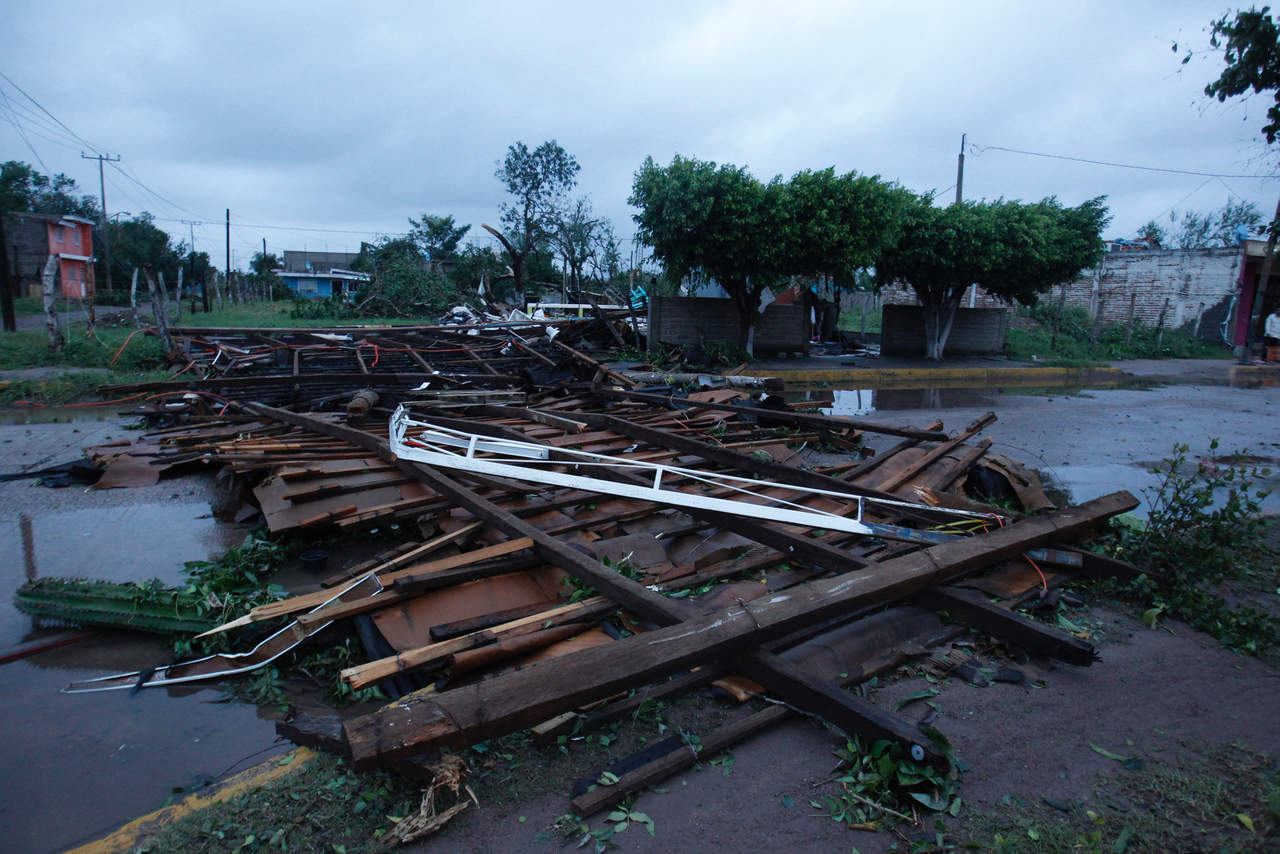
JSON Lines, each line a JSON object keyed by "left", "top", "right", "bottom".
{"left": 173, "top": 267, "right": 183, "bottom": 323}
{"left": 41, "top": 255, "right": 64, "bottom": 353}
{"left": 129, "top": 268, "right": 140, "bottom": 327}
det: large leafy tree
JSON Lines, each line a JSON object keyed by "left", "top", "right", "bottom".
{"left": 549, "top": 197, "right": 613, "bottom": 301}
{"left": 1197, "top": 7, "right": 1280, "bottom": 144}
{"left": 408, "top": 214, "right": 469, "bottom": 261}
{"left": 0, "top": 160, "right": 98, "bottom": 217}
{"left": 491, "top": 140, "right": 580, "bottom": 304}
{"left": 1173, "top": 199, "right": 1263, "bottom": 248}
{"left": 100, "top": 212, "right": 184, "bottom": 288}
{"left": 631, "top": 156, "right": 908, "bottom": 351}
{"left": 876, "top": 196, "right": 1110, "bottom": 359}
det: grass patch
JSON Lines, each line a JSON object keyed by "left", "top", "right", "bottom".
{"left": 838, "top": 307, "right": 882, "bottom": 334}
{"left": 0, "top": 368, "right": 172, "bottom": 405}
{"left": 1005, "top": 305, "right": 1230, "bottom": 362}
{"left": 961, "top": 742, "right": 1279, "bottom": 853}
{"left": 185, "top": 300, "right": 435, "bottom": 328}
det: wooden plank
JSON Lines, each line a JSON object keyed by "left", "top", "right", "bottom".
{"left": 875, "top": 413, "right": 997, "bottom": 494}
{"left": 595, "top": 388, "right": 948, "bottom": 441}
{"left": 339, "top": 490, "right": 1136, "bottom": 768}
{"left": 570, "top": 706, "right": 789, "bottom": 816}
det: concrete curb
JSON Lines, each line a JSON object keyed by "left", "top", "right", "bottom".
{"left": 65, "top": 747, "right": 316, "bottom": 853}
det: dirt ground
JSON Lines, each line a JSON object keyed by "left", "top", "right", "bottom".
{"left": 401, "top": 603, "right": 1279, "bottom": 853}
{"left": 0, "top": 358, "right": 1276, "bottom": 852}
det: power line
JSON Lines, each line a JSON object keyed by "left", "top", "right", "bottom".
{"left": 969, "top": 141, "right": 1279, "bottom": 180}
{"left": 0, "top": 71, "right": 104, "bottom": 153}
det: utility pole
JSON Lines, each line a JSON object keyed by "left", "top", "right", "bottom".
{"left": 955, "top": 134, "right": 965, "bottom": 205}
{"left": 225, "top": 208, "right": 231, "bottom": 303}
{"left": 81, "top": 151, "right": 121, "bottom": 294}
{"left": 182, "top": 219, "right": 206, "bottom": 313}
{"left": 0, "top": 213, "right": 14, "bottom": 332}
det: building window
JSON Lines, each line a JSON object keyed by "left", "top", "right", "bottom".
{"left": 73, "top": 228, "right": 81, "bottom": 246}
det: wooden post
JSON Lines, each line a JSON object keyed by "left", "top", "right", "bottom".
{"left": 142, "top": 265, "right": 173, "bottom": 353}
{"left": 41, "top": 255, "right": 64, "bottom": 353}
{"left": 1155, "top": 297, "right": 1169, "bottom": 350}
{"left": 1124, "top": 293, "right": 1137, "bottom": 348}
{"left": 1, "top": 213, "right": 17, "bottom": 332}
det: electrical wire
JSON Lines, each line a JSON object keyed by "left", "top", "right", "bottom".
{"left": 969, "top": 141, "right": 1279, "bottom": 180}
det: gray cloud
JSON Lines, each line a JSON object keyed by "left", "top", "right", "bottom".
{"left": 3, "top": 0, "right": 1274, "bottom": 266}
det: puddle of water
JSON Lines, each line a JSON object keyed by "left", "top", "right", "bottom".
{"left": 0, "top": 503, "right": 255, "bottom": 648}
{"left": 785, "top": 377, "right": 1162, "bottom": 416}
{"left": 1042, "top": 461, "right": 1280, "bottom": 520}
{"left": 0, "top": 405, "right": 139, "bottom": 425}
{"left": 0, "top": 653, "right": 286, "bottom": 854}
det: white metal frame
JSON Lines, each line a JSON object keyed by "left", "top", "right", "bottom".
{"left": 389, "top": 405, "right": 992, "bottom": 537}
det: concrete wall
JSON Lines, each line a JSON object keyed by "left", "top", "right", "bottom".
{"left": 881, "top": 305, "right": 1009, "bottom": 356}
{"left": 880, "top": 246, "right": 1242, "bottom": 341}
{"left": 648, "top": 295, "right": 808, "bottom": 354}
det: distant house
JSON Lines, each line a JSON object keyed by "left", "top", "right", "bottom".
{"left": 278, "top": 249, "right": 369, "bottom": 299}
{"left": 2, "top": 211, "right": 97, "bottom": 299}
{"left": 279, "top": 268, "right": 370, "bottom": 299}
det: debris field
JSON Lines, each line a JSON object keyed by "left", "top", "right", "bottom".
{"left": 14, "top": 314, "right": 1144, "bottom": 835}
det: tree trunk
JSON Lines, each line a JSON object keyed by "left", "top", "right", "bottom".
{"left": 129, "top": 268, "right": 140, "bottom": 326}
{"left": 173, "top": 267, "right": 183, "bottom": 323}
{"left": 920, "top": 292, "right": 960, "bottom": 360}
{"left": 41, "top": 255, "right": 64, "bottom": 353}
{"left": 727, "top": 279, "right": 758, "bottom": 355}
{"left": 143, "top": 265, "right": 173, "bottom": 353}
{"left": 85, "top": 265, "right": 97, "bottom": 337}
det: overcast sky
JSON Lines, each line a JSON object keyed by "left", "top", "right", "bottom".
{"left": 3, "top": 1, "right": 1276, "bottom": 270}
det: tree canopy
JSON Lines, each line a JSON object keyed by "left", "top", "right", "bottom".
{"left": 630, "top": 155, "right": 909, "bottom": 350}
{"left": 1197, "top": 7, "right": 1280, "bottom": 144}
{"left": 1, "top": 160, "right": 98, "bottom": 218}
{"left": 100, "top": 212, "right": 186, "bottom": 290}
{"left": 1172, "top": 199, "right": 1263, "bottom": 248}
{"left": 408, "top": 214, "right": 469, "bottom": 261}
{"left": 493, "top": 140, "right": 581, "bottom": 302}
{"left": 876, "top": 195, "right": 1110, "bottom": 358}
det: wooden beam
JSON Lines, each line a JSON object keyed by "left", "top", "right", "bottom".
{"left": 912, "top": 586, "right": 1097, "bottom": 665}
{"left": 339, "top": 490, "right": 1136, "bottom": 768}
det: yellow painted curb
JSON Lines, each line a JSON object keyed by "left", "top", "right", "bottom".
{"left": 66, "top": 747, "right": 317, "bottom": 854}
{"left": 741, "top": 366, "right": 1126, "bottom": 386}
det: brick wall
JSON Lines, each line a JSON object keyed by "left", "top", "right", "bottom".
{"left": 880, "top": 247, "right": 1242, "bottom": 340}
{"left": 649, "top": 296, "right": 808, "bottom": 354}
{"left": 881, "top": 306, "right": 1009, "bottom": 356}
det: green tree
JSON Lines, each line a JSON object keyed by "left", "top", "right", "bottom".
{"left": 353, "top": 235, "right": 464, "bottom": 317}
{"left": 630, "top": 155, "right": 770, "bottom": 349}
{"left": 549, "top": 197, "right": 609, "bottom": 301}
{"left": 0, "top": 160, "right": 98, "bottom": 217}
{"left": 491, "top": 140, "right": 580, "bottom": 304}
{"left": 875, "top": 195, "right": 1110, "bottom": 359}
{"left": 1137, "top": 219, "right": 1167, "bottom": 248}
{"left": 99, "top": 212, "right": 183, "bottom": 290}
{"left": 631, "top": 156, "right": 908, "bottom": 351}
{"left": 1172, "top": 199, "right": 1262, "bottom": 248}
{"left": 408, "top": 214, "right": 469, "bottom": 261}
{"left": 1197, "top": 7, "right": 1280, "bottom": 144}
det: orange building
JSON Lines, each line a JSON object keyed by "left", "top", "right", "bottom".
{"left": 2, "top": 211, "right": 97, "bottom": 299}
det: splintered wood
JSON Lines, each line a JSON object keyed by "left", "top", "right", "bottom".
{"left": 75, "top": 373, "right": 1140, "bottom": 817}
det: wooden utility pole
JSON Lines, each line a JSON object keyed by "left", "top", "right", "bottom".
{"left": 81, "top": 152, "right": 121, "bottom": 295}
{"left": 955, "top": 133, "right": 966, "bottom": 205}
{"left": 0, "top": 213, "right": 15, "bottom": 332}
{"left": 182, "top": 219, "right": 206, "bottom": 314}
{"left": 225, "top": 208, "right": 231, "bottom": 306}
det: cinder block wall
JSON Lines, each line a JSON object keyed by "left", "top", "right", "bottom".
{"left": 881, "top": 306, "right": 1009, "bottom": 356}
{"left": 880, "top": 247, "right": 1241, "bottom": 340}
{"left": 649, "top": 296, "right": 808, "bottom": 353}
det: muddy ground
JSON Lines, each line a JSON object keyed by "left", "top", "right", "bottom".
{"left": 0, "top": 358, "right": 1276, "bottom": 853}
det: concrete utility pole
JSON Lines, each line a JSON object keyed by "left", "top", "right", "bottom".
{"left": 182, "top": 219, "right": 207, "bottom": 313}
{"left": 955, "top": 134, "right": 965, "bottom": 205}
{"left": 225, "top": 208, "right": 231, "bottom": 302}
{"left": 81, "top": 152, "right": 121, "bottom": 294}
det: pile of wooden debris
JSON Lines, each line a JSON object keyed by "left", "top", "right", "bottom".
{"left": 48, "top": 376, "right": 1138, "bottom": 820}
